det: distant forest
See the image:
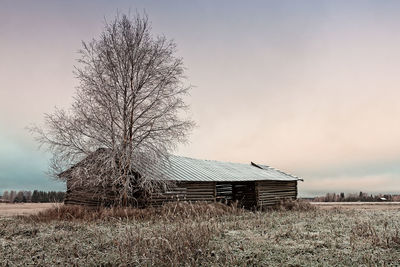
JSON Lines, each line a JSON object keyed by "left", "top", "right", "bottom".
{"left": 0, "top": 190, "right": 65, "bottom": 203}
{"left": 312, "top": 192, "right": 400, "bottom": 202}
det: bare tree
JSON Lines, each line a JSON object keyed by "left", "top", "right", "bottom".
{"left": 31, "top": 13, "right": 194, "bottom": 204}
{"left": 2, "top": 191, "right": 9, "bottom": 202}
{"left": 9, "top": 190, "right": 16, "bottom": 203}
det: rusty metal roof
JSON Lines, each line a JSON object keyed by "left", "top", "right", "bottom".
{"left": 156, "top": 155, "right": 301, "bottom": 182}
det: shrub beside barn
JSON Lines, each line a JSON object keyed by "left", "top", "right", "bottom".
{"left": 60, "top": 153, "right": 302, "bottom": 209}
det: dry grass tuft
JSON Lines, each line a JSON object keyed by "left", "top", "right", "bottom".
{"left": 27, "top": 202, "right": 243, "bottom": 223}
{"left": 117, "top": 219, "right": 219, "bottom": 265}
{"left": 351, "top": 221, "right": 400, "bottom": 249}
{"left": 275, "top": 199, "right": 316, "bottom": 211}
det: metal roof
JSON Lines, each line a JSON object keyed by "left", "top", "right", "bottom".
{"left": 154, "top": 155, "right": 301, "bottom": 182}
{"left": 59, "top": 149, "right": 302, "bottom": 182}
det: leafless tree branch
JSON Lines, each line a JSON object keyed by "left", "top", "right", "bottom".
{"left": 30, "top": 12, "right": 194, "bottom": 205}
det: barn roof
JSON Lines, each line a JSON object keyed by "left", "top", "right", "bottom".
{"left": 59, "top": 149, "right": 302, "bottom": 182}
{"left": 153, "top": 155, "right": 302, "bottom": 182}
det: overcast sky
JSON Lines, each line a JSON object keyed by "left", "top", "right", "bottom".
{"left": 1, "top": 0, "right": 400, "bottom": 196}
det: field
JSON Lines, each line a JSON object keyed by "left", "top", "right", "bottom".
{"left": 1, "top": 202, "right": 400, "bottom": 266}
{"left": 0, "top": 203, "right": 54, "bottom": 216}
{"left": 312, "top": 202, "right": 400, "bottom": 210}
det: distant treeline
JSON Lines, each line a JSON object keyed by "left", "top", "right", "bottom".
{"left": 0, "top": 190, "right": 65, "bottom": 203}
{"left": 313, "top": 192, "right": 400, "bottom": 202}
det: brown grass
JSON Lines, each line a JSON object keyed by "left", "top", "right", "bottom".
{"left": 20, "top": 201, "right": 315, "bottom": 266}
{"left": 312, "top": 202, "right": 400, "bottom": 210}
{"left": 275, "top": 199, "right": 317, "bottom": 211}
{"left": 27, "top": 201, "right": 243, "bottom": 223}
{"left": 23, "top": 202, "right": 244, "bottom": 266}
{"left": 26, "top": 200, "right": 317, "bottom": 223}
{"left": 116, "top": 217, "right": 219, "bottom": 265}
{"left": 351, "top": 221, "right": 400, "bottom": 249}
{"left": 3, "top": 203, "right": 400, "bottom": 265}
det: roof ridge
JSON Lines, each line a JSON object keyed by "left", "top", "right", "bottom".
{"left": 171, "top": 154, "right": 250, "bottom": 165}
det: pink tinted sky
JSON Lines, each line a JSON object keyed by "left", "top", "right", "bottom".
{"left": 1, "top": 0, "right": 400, "bottom": 196}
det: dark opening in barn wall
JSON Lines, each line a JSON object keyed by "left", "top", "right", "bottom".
{"left": 216, "top": 183, "right": 233, "bottom": 203}
{"left": 216, "top": 182, "right": 257, "bottom": 208}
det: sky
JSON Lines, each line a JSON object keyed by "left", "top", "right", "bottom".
{"left": 1, "top": 0, "right": 400, "bottom": 197}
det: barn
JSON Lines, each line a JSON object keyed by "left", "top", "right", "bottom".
{"left": 61, "top": 153, "right": 303, "bottom": 208}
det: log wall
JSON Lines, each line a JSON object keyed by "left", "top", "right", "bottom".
{"left": 64, "top": 178, "right": 298, "bottom": 208}
{"left": 256, "top": 180, "right": 297, "bottom": 207}
{"left": 149, "top": 182, "right": 216, "bottom": 206}
{"left": 64, "top": 187, "right": 116, "bottom": 207}
{"left": 64, "top": 179, "right": 125, "bottom": 207}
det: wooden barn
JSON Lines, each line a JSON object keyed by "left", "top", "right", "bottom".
{"left": 61, "top": 154, "right": 303, "bottom": 208}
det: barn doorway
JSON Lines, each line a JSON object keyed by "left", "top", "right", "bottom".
{"left": 216, "top": 182, "right": 256, "bottom": 208}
